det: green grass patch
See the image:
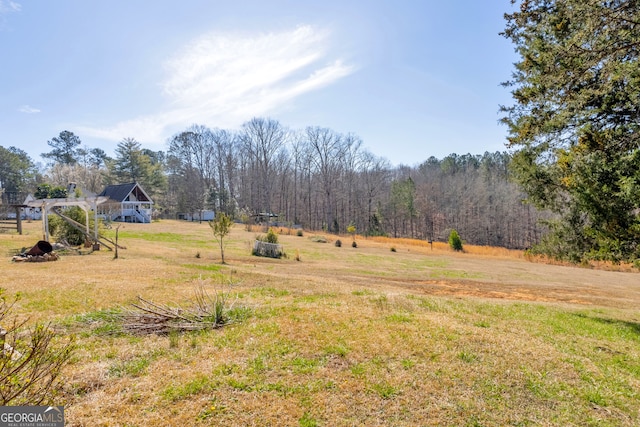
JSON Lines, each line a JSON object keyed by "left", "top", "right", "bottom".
{"left": 458, "top": 351, "right": 479, "bottom": 364}
{"left": 116, "top": 230, "right": 205, "bottom": 244}
{"left": 323, "top": 344, "right": 349, "bottom": 357}
{"left": 162, "top": 374, "right": 219, "bottom": 402}
{"left": 182, "top": 263, "right": 224, "bottom": 272}
{"left": 294, "top": 293, "right": 337, "bottom": 303}
{"left": 226, "top": 306, "right": 253, "bottom": 322}
{"left": 401, "top": 358, "right": 416, "bottom": 369}
{"left": 108, "top": 357, "right": 151, "bottom": 378}
{"left": 197, "top": 397, "right": 226, "bottom": 421}
{"left": 370, "top": 382, "right": 401, "bottom": 399}
{"left": 250, "top": 287, "right": 291, "bottom": 298}
{"left": 108, "top": 348, "right": 165, "bottom": 378}
{"left": 289, "top": 356, "right": 320, "bottom": 374}
{"left": 68, "top": 308, "right": 124, "bottom": 336}
{"left": 473, "top": 320, "right": 491, "bottom": 328}
{"left": 385, "top": 312, "right": 414, "bottom": 323}
{"left": 299, "top": 412, "right": 319, "bottom": 427}
{"left": 430, "top": 269, "right": 486, "bottom": 280}
{"left": 352, "top": 289, "right": 375, "bottom": 296}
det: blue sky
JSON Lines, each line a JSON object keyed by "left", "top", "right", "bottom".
{"left": 0, "top": 1, "right": 518, "bottom": 167}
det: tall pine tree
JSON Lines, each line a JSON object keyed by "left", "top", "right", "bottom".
{"left": 501, "top": 0, "right": 640, "bottom": 263}
{"left": 109, "top": 138, "right": 166, "bottom": 198}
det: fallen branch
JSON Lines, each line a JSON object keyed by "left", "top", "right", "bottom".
{"left": 121, "top": 285, "right": 237, "bottom": 335}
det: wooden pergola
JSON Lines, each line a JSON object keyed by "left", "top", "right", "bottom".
{"left": 26, "top": 197, "right": 109, "bottom": 242}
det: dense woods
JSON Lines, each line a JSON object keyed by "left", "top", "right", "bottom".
{"left": 0, "top": 124, "right": 548, "bottom": 249}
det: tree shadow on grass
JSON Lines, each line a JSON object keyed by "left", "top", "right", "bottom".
{"left": 572, "top": 312, "right": 640, "bottom": 336}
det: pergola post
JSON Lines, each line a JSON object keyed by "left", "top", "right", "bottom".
{"left": 14, "top": 206, "right": 22, "bottom": 235}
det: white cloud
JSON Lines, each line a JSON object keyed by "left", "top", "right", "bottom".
{"left": 0, "top": 0, "right": 20, "bottom": 28}
{"left": 77, "top": 114, "right": 167, "bottom": 143}
{"left": 18, "top": 105, "right": 40, "bottom": 114}
{"left": 0, "top": 1, "right": 21, "bottom": 14}
{"left": 79, "top": 25, "right": 355, "bottom": 144}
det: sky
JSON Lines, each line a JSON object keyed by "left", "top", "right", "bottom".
{"left": 0, "top": 1, "right": 519, "bottom": 168}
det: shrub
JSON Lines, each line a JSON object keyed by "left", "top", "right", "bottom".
{"left": 255, "top": 228, "right": 279, "bottom": 245}
{"left": 390, "top": 247, "right": 396, "bottom": 252}
{"left": 448, "top": 229, "right": 463, "bottom": 252}
{"left": 0, "top": 291, "right": 74, "bottom": 405}
{"left": 34, "top": 184, "right": 68, "bottom": 199}
{"left": 48, "top": 206, "right": 97, "bottom": 245}
{"left": 352, "top": 241, "right": 358, "bottom": 248}
{"left": 266, "top": 228, "right": 279, "bottom": 244}
{"left": 335, "top": 239, "right": 342, "bottom": 247}
{"left": 296, "top": 229, "right": 304, "bottom": 237}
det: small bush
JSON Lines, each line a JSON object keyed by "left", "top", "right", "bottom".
{"left": 0, "top": 291, "right": 74, "bottom": 405}
{"left": 448, "top": 229, "right": 463, "bottom": 252}
{"left": 266, "top": 228, "right": 278, "bottom": 244}
{"left": 335, "top": 239, "right": 342, "bottom": 247}
{"left": 296, "top": 229, "right": 303, "bottom": 237}
{"left": 254, "top": 228, "right": 278, "bottom": 244}
{"left": 390, "top": 247, "right": 396, "bottom": 252}
{"left": 49, "top": 206, "right": 97, "bottom": 245}
{"left": 352, "top": 241, "right": 358, "bottom": 248}
{"left": 255, "top": 228, "right": 279, "bottom": 245}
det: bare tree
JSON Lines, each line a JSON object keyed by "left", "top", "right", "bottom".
{"left": 305, "top": 126, "right": 346, "bottom": 232}
{"left": 358, "top": 151, "right": 391, "bottom": 235}
{"left": 240, "top": 118, "right": 287, "bottom": 216}
{"left": 167, "top": 127, "right": 217, "bottom": 217}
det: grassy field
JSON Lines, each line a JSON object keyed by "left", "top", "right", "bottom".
{"left": 1, "top": 220, "right": 639, "bottom": 426}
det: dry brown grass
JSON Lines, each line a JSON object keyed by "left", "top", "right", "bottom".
{"left": 1, "top": 220, "right": 639, "bottom": 426}
{"left": 369, "top": 235, "right": 527, "bottom": 258}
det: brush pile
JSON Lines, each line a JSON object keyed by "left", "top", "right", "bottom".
{"left": 12, "top": 252, "right": 59, "bottom": 263}
{"left": 121, "top": 286, "right": 232, "bottom": 335}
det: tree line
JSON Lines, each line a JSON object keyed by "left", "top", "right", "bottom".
{"left": 0, "top": 120, "right": 548, "bottom": 249}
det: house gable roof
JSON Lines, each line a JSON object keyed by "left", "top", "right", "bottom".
{"left": 98, "top": 182, "right": 153, "bottom": 203}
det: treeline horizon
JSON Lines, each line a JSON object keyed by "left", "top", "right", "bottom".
{"left": 0, "top": 118, "right": 549, "bottom": 249}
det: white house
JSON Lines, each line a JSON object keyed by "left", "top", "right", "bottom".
{"left": 21, "top": 194, "right": 42, "bottom": 220}
{"left": 177, "top": 210, "right": 215, "bottom": 222}
{"left": 97, "top": 182, "right": 153, "bottom": 223}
